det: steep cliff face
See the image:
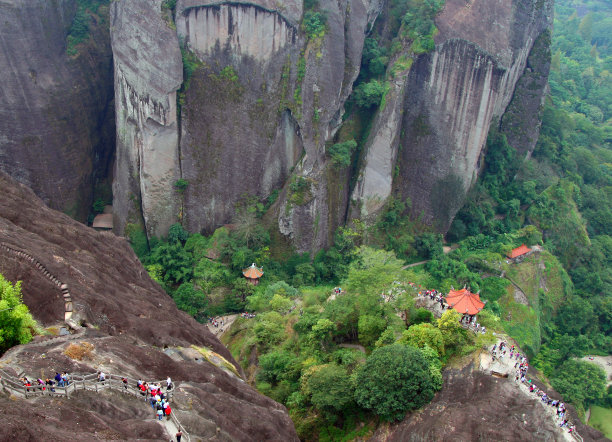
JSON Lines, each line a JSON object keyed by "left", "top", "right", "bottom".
{"left": 111, "top": 0, "right": 183, "bottom": 238}
{"left": 0, "top": 0, "right": 114, "bottom": 221}
{"left": 352, "top": 0, "right": 553, "bottom": 230}
{"left": 176, "top": 0, "right": 303, "bottom": 234}
{"left": 274, "top": 0, "right": 383, "bottom": 251}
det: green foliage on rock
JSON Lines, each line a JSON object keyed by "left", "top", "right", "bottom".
{"left": 354, "top": 344, "right": 437, "bottom": 421}
{"left": 328, "top": 139, "right": 357, "bottom": 167}
{"left": 66, "top": 0, "right": 108, "bottom": 56}
{"left": 0, "top": 275, "right": 37, "bottom": 354}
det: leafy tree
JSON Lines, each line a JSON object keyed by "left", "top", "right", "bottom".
{"left": 148, "top": 242, "right": 193, "bottom": 285}
{"left": 353, "top": 80, "right": 387, "bottom": 108}
{"left": 411, "top": 307, "right": 434, "bottom": 325}
{"left": 398, "top": 323, "right": 445, "bottom": 355}
{"left": 269, "top": 294, "right": 293, "bottom": 313}
{"left": 354, "top": 344, "right": 436, "bottom": 421}
{"left": 328, "top": 139, "right": 357, "bottom": 167}
{"left": 172, "top": 283, "right": 207, "bottom": 317}
{"left": 346, "top": 247, "right": 404, "bottom": 299}
{"left": 253, "top": 312, "right": 287, "bottom": 351}
{"left": 168, "top": 223, "right": 189, "bottom": 244}
{"left": 0, "top": 275, "right": 37, "bottom": 354}
{"left": 307, "top": 318, "right": 336, "bottom": 352}
{"left": 437, "top": 310, "right": 466, "bottom": 350}
{"left": 302, "top": 11, "right": 326, "bottom": 39}
{"left": 375, "top": 327, "right": 398, "bottom": 348}
{"left": 303, "top": 364, "right": 354, "bottom": 413}
{"left": 551, "top": 360, "right": 607, "bottom": 412}
{"left": 258, "top": 351, "right": 299, "bottom": 384}
{"left": 358, "top": 314, "right": 387, "bottom": 349}
{"left": 414, "top": 232, "right": 443, "bottom": 259}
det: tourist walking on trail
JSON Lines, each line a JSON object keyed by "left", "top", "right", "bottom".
{"left": 175, "top": 430, "right": 183, "bottom": 442}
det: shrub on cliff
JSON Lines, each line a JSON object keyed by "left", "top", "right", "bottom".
{"left": 0, "top": 275, "right": 37, "bottom": 354}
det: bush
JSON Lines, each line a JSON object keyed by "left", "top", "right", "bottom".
{"left": 354, "top": 344, "right": 436, "bottom": 421}
{"left": 328, "top": 139, "right": 357, "bottom": 167}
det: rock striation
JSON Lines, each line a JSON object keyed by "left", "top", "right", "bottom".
{"left": 0, "top": 0, "right": 114, "bottom": 221}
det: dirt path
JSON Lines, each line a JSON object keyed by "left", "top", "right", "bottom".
{"left": 339, "top": 343, "right": 366, "bottom": 353}
{"left": 206, "top": 314, "right": 238, "bottom": 339}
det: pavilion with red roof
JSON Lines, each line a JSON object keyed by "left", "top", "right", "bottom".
{"left": 507, "top": 244, "right": 531, "bottom": 260}
{"left": 444, "top": 288, "right": 485, "bottom": 315}
{"left": 243, "top": 263, "right": 264, "bottom": 285}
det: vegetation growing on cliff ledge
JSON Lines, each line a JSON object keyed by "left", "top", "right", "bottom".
{"left": 66, "top": 0, "right": 109, "bottom": 56}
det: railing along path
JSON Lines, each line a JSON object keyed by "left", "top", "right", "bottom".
{"left": 0, "top": 368, "right": 190, "bottom": 441}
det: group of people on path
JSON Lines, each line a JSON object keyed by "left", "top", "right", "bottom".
{"left": 21, "top": 371, "right": 70, "bottom": 392}
{"left": 137, "top": 376, "right": 173, "bottom": 421}
{"left": 491, "top": 342, "right": 577, "bottom": 435}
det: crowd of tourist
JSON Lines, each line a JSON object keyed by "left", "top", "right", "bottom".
{"left": 490, "top": 342, "right": 578, "bottom": 435}
{"left": 136, "top": 378, "right": 173, "bottom": 420}
{"left": 240, "top": 312, "right": 256, "bottom": 319}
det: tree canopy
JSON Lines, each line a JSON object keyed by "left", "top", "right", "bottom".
{"left": 354, "top": 344, "right": 437, "bottom": 421}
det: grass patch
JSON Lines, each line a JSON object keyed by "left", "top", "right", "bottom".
{"left": 589, "top": 406, "right": 612, "bottom": 439}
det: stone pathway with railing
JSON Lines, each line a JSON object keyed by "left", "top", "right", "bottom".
{"left": 0, "top": 368, "right": 190, "bottom": 442}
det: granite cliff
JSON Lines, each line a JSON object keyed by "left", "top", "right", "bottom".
{"left": 0, "top": 0, "right": 114, "bottom": 221}
{"left": 0, "top": 0, "right": 554, "bottom": 249}
{"left": 110, "top": 0, "right": 553, "bottom": 249}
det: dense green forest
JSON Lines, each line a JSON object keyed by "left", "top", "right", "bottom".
{"left": 125, "top": 0, "right": 612, "bottom": 438}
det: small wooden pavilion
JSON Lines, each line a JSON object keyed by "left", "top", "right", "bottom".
{"left": 242, "top": 263, "right": 264, "bottom": 285}
{"left": 444, "top": 288, "right": 485, "bottom": 315}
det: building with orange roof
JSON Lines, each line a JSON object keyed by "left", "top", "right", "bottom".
{"left": 445, "top": 288, "right": 485, "bottom": 315}
{"left": 507, "top": 244, "right": 532, "bottom": 261}
{"left": 243, "top": 263, "right": 264, "bottom": 285}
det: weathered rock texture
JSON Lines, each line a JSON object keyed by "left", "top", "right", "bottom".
{"left": 0, "top": 0, "right": 114, "bottom": 221}
{"left": 0, "top": 171, "right": 299, "bottom": 441}
{"left": 352, "top": 0, "right": 553, "bottom": 230}
{"left": 111, "top": 0, "right": 183, "bottom": 238}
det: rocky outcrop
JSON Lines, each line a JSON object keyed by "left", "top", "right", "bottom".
{"left": 0, "top": 171, "right": 299, "bottom": 441}
{"left": 0, "top": 0, "right": 114, "bottom": 221}
{"left": 352, "top": 0, "right": 553, "bottom": 230}
{"left": 372, "top": 362, "right": 606, "bottom": 442}
{"left": 111, "top": 0, "right": 183, "bottom": 238}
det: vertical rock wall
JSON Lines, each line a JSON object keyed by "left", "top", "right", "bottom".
{"left": 175, "top": 1, "right": 303, "bottom": 234}
{"left": 0, "top": 0, "right": 114, "bottom": 221}
{"left": 352, "top": 0, "right": 553, "bottom": 231}
{"left": 111, "top": 0, "right": 183, "bottom": 237}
